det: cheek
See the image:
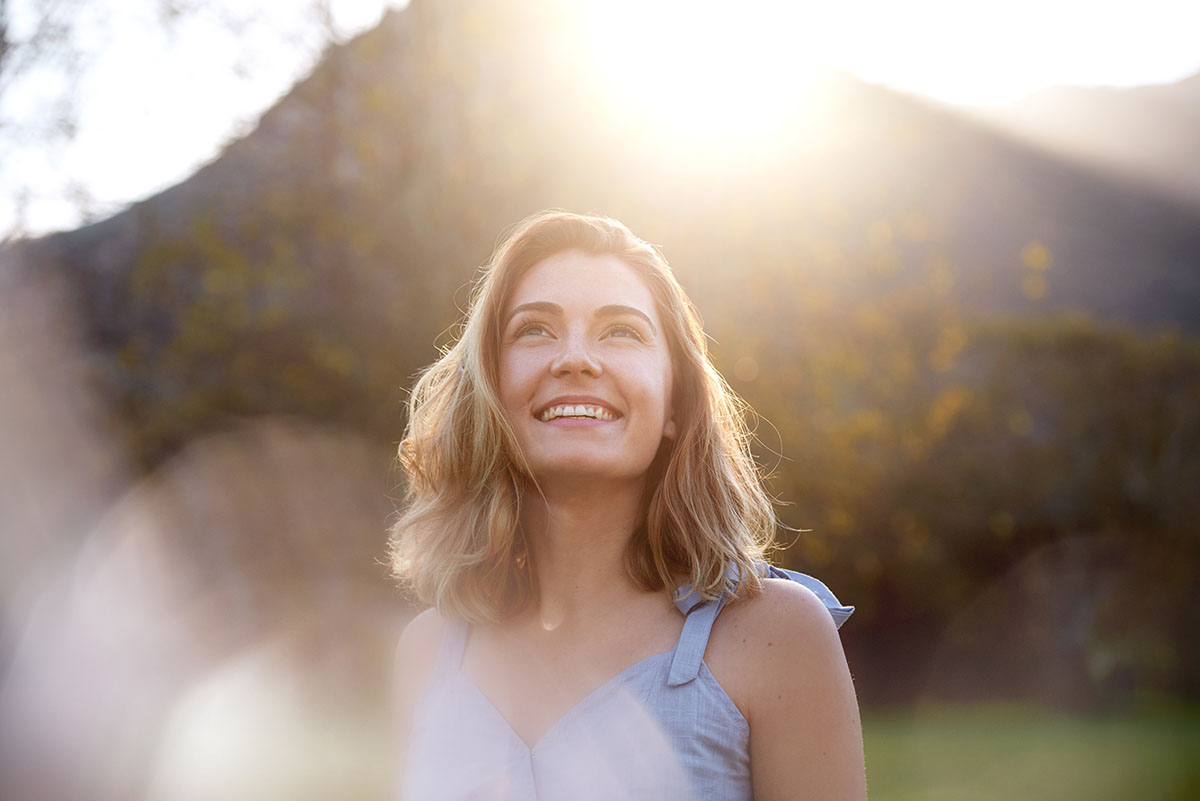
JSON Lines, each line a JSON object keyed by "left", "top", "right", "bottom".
{"left": 498, "top": 350, "right": 545, "bottom": 412}
{"left": 497, "top": 353, "right": 525, "bottom": 407}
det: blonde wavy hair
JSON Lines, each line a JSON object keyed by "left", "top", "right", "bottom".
{"left": 389, "top": 211, "right": 776, "bottom": 622}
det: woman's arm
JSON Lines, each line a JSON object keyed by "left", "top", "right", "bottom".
{"left": 733, "top": 579, "right": 867, "bottom": 801}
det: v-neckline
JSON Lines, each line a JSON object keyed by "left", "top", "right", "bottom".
{"left": 455, "top": 647, "right": 675, "bottom": 752}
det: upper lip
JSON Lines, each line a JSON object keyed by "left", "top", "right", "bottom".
{"left": 535, "top": 395, "right": 622, "bottom": 417}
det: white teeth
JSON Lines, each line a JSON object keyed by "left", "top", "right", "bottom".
{"left": 539, "top": 404, "right": 615, "bottom": 422}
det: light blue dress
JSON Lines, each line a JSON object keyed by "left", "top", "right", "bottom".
{"left": 400, "top": 565, "right": 853, "bottom": 800}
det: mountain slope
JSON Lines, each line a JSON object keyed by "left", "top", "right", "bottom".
{"left": 3, "top": 0, "right": 1198, "bottom": 461}
{"left": 975, "top": 72, "right": 1200, "bottom": 207}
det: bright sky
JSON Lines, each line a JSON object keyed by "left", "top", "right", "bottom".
{"left": 808, "top": 0, "right": 1200, "bottom": 102}
{"left": 2, "top": 0, "right": 1198, "bottom": 238}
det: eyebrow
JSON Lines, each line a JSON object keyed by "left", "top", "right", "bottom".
{"left": 505, "top": 301, "right": 658, "bottom": 336}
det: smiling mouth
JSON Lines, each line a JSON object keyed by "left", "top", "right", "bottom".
{"left": 538, "top": 404, "right": 618, "bottom": 422}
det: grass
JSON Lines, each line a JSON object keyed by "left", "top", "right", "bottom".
{"left": 862, "top": 704, "right": 1200, "bottom": 801}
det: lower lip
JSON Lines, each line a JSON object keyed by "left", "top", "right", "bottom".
{"left": 540, "top": 417, "right": 617, "bottom": 427}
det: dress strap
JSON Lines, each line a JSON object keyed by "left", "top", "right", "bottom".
{"left": 762, "top": 564, "right": 855, "bottom": 629}
{"left": 665, "top": 561, "right": 855, "bottom": 687}
{"left": 434, "top": 616, "right": 469, "bottom": 673}
{"left": 667, "top": 596, "right": 726, "bottom": 687}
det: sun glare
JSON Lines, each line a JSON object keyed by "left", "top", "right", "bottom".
{"left": 577, "top": 0, "right": 1200, "bottom": 116}
{"left": 578, "top": 1, "right": 829, "bottom": 155}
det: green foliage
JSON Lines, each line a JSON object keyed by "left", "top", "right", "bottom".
{"left": 40, "top": 0, "right": 1199, "bottom": 706}
{"left": 723, "top": 309, "right": 1200, "bottom": 706}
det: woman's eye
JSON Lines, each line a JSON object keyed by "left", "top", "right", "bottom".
{"left": 516, "top": 322, "right": 550, "bottom": 338}
{"left": 605, "top": 324, "right": 644, "bottom": 341}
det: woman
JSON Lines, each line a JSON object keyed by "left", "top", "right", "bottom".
{"left": 391, "top": 211, "right": 866, "bottom": 800}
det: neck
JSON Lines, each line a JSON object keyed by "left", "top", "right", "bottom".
{"left": 520, "top": 477, "right": 647, "bottom": 630}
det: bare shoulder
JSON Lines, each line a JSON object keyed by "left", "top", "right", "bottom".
{"left": 709, "top": 578, "right": 865, "bottom": 800}
{"left": 708, "top": 578, "right": 845, "bottom": 708}
{"left": 394, "top": 606, "right": 447, "bottom": 692}
{"left": 392, "top": 606, "right": 449, "bottom": 748}
{"left": 721, "top": 576, "right": 840, "bottom": 641}
{"left": 397, "top": 606, "right": 448, "bottom": 655}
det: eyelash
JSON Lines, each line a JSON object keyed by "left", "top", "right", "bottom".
{"left": 516, "top": 322, "right": 550, "bottom": 338}
{"left": 604, "top": 324, "right": 644, "bottom": 341}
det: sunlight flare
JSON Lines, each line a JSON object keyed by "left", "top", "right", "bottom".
{"left": 578, "top": 0, "right": 829, "bottom": 153}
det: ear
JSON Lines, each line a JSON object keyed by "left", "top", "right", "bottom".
{"left": 662, "top": 407, "right": 677, "bottom": 440}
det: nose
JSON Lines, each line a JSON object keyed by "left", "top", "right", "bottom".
{"left": 550, "top": 333, "right": 602, "bottom": 378}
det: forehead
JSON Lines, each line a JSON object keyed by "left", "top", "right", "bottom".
{"left": 506, "top": 250, "right": 661, "bottom": 320}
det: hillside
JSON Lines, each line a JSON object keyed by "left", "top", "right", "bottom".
{"left": 976, "top": 71, "right": 1200, "bottom": 207}
{"left": 2, "top": 0, "right": 1198, "bottom": 713}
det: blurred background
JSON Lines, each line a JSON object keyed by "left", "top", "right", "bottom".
{"left": 1, "top": 0, "right": 1198, "bottom": 798}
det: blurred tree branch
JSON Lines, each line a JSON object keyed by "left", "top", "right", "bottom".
{"left": 0, "top": 0, "right": 82, "bottom": 102}
{"left": 0, "top": 0, "right": 346, "bottom": 241}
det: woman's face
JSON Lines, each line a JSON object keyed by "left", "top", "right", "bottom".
{"left": 498, "top": 249, "right": 676, "bottom": 486}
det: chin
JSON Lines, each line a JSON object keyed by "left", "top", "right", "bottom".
{"left": 529, "top": 459, "right": 650, "bottom": 486}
